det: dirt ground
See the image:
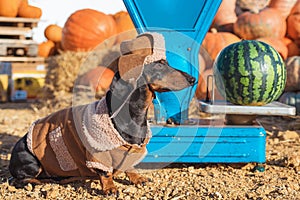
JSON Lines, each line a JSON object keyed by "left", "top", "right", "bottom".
{"left": 0, "top": 100, "right": 299, "bottom": 200}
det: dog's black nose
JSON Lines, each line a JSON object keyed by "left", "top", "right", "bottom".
{"left": 187, "top": 76, "right": 196, "bottom": 85}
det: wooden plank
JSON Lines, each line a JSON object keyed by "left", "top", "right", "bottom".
{"left": 0, "top": 40, "right": 38, "bottom": 56}
{"left": 0, "top": 39, "right": 37, "bottom": 45}
{"left": 0, "top": 16, "right": 40, "bottom": 23}
{"left": 0, "top": 26, "right": 32, "bottom": 36}
{"left": 0, "top": 57, "right": 45, "bottom": 62}
{"left": 11, "top": 62, "right": 47, "bottom": 74}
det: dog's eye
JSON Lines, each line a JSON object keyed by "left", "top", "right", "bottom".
{"left": 155, "top": 73, "right": 162, "bottom": 80}
{"left": 154, "top": 63, "right": 164, "bottom": 69}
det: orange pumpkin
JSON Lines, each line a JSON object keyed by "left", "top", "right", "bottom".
{"left": 256, "top": 37, "right": 288, "bottom": 60}
{"left": 202, "top": 28, "right": 241, "bottom": 60}
{"left": 195, "top": 68, "right": 223, "bottom": 101}
{"left": 38, "top": 40, "right": 55, "bottom": 58}
{"left": 235, "top": 0, "right": 270, "bottom": 15}
{"left": 269, "top": 0, "right": 297, "bottom": 19}
{"left": 233, "top": 8, "right": 287, "bottom": 40}
{"left": 18, "top": 0, "right": 42, "bottom": 18}
{"left": 199, "top": 47, "right": 213, "bottom": 73}
{"left": 113, "top": 11, "right": 137, "bottom": 44}
{"left": 44, "top": 24, "right": 62, "bottom": 43}
{"left": 78, "top": 66, "right": 115, "bottom": 93}
{"left": 284, "top": 56, "right": 300, "bottom": 92}
{"left": 287, "top": 1, "right": 300, "bottom": 42}
{"left": 61, "top": 9, "right": 117, "bottom": 52}
{"left": 0, "top": 0, "right": 20, "bottom": 17}
{"left": 212, "top": 0, "right": 237, "bottom": 32}
{"left": 283, "top": 37, "right": 300, "bottom": 57}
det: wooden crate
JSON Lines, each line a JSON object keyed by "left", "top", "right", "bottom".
{"left": 0, "top": 39, "right": 38, "bottom": 57}
{"left": 0, "top": 16, "right": 39, "bottom": 40}
{"left": 0, "top": 16, "right": 40, "bottom": 57}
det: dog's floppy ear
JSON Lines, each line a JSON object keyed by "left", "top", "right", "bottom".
{"left": 118, "top": 54, "right": 146, "bottom": 83}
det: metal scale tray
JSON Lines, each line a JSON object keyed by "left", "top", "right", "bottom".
{"left": 200, "top": 101, "right": 296, "bottom": 116}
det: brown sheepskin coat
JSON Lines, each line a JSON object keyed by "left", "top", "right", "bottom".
{"left": 26, "top": 98, "right": 151, "bottom": 178}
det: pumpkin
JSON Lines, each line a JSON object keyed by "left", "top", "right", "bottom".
{"left": 18, "top": 0, "right": 42, "bottom": 18}
{"left": 112, "top": 11, "right": 137, "bottom": 44}
{"left": 196, "top": 48, "right": 223, "bottom": 101}
{"left": 287, "top": 1, "right": 300, "bottom": 42}
{"left": 279, "top": 92, "right": 300, "bottom": 114}
{"left": 44, "top": 24, "right": 62, "bottom": 43}
{"left": 77, "top": 66, "right": 115, "bottom": 94}
{"left": 0, "top": 0, "right": 20, "bottom": 17}
{"left": 214, "top": 40, "right": 286, "bottom": 106}
{"left": 283, "top": 37, "right": 300, "bottom": 57}
{"left": 199, "top": 47, "right": 213, "bottom": 73}
{"left": 202, "top": 28, "right": 241, "bottom": 60}
{"left": 269, "top": 0, "right": 297, "bottom": 19}
{"left": 233, "top": 8, "right": 287, "bottom": 40}
{"left": 195, "top": 68, "right": 223, "bottom": 101}
{"left": 38, "top": 40, "right": 55, "bottom": 57}
{"left": 235, "top": 0, "right": 270, "bottom": 15}
{"left": 61, "top": 9, "right": 117, "bottom": 52}
{"left": 211, "top": 0, "right": 237, "bottom": 32}
{"left": 284, "top": 56, "right": 300, "bottom": 92}
{"left": 256, "top": 37, "right": 288, "bottom": 60}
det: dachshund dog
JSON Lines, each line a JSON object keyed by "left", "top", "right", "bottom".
{"left": 9, "top": 58, "right": 195, "bottom": 195}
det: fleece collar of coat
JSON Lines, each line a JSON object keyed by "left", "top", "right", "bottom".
{"left": 76, "top": 98, "right": 152, "bottom": 153}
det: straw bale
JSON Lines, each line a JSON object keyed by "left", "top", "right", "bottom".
{"left": 42, "top": 45, "right": 121, "bottom": 110}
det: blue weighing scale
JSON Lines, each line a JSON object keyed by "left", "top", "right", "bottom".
{"left": 123, "top": 0, "right": 295, "bottom": 168}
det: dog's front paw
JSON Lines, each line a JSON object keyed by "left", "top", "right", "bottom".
{"left": 100, "top": 174, "right": 118, "bottom": 196}
{"left": 126, "top": 171, "right": 149, "bottom": 186}
{"left": 102, "top": 185, "right": 118, "bottom": 196}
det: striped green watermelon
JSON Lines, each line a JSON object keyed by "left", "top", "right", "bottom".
{"left": 214, "top": 40, "right": 286, "bottom": 106}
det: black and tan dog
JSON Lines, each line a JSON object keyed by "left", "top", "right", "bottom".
{"left": 9, "top": 33, "right": 195, "bottom": 195}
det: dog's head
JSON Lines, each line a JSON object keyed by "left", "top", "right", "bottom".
{"left": 143, "top": 59, "right": 195, "bottom": 92}
{"left": 117, "top": 32, "right": 195, "bottom": 92}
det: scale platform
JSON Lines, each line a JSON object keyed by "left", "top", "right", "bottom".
{"left": 143, "top": 102, "right": 295, "bottom": 166}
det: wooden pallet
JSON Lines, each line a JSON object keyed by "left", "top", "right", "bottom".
{"left": 0, "top": 39, "right": 38, "bottom": 56}
{"left": 0, "top": 16, "right": 40, "bottom": 40}
{"left": 0, "top": 56, "right": 44, "bottom": 62}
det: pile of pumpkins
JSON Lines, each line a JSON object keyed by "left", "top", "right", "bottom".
{"left": 0, "top": 0, "right": 42, "bottom": 18}
{"left": 196, "top": 0, "right": 300, "bottom": 113}
{"left": 38, "top": 9, "right": 136, "bottom": 95}
{"left": 38, "top": 9, "right": 136, "bottom": 58}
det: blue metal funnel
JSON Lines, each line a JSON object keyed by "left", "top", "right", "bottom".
{"left": 123, "top": 0, "right": 222, "bottom": 124}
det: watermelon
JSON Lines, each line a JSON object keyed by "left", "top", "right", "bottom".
{"left": 214, "top": 40, "right": 286, "bottom": 106}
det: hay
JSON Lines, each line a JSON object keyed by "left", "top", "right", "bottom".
{"left": 41, "top": 45, "right": 121, "bottom": 110}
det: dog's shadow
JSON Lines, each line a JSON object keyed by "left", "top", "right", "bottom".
{"left": 58, "top": 178, "right": 132, "bottom": 197}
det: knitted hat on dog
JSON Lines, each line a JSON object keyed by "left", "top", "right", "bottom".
{"left": 118, "top": 32, "right": 166, "bottom": 82}
{"left": 110, "top": 32, "right": 166, "bottom": 118}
